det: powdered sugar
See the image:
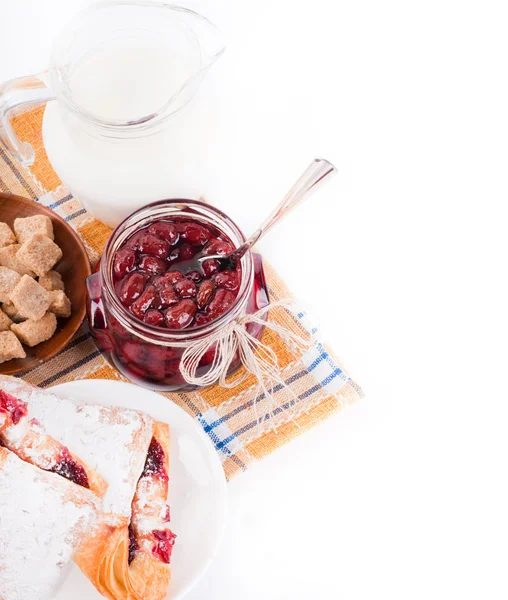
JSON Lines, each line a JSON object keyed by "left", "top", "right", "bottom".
{"left": 132, "top": 475, "right": 171, "bottom": 536}
{"left": 0, "top": 450, "right": 99, "bottom": 600}
{"left": 1, "top": 415, "right": 30, "bottom": 445}
{"left": 37, "top": 400, "right": 152, "bottom": 518}
{"left": 0, "top": 377, "right": 154, "bottom": 518}
{"left": 15, "top": 419, "right": 57, "bottom": 468}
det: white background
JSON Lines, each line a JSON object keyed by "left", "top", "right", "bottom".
{"left": 2, "top": 1, "right": 508, "bottom": 598}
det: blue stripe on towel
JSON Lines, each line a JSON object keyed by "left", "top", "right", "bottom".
{"left": 65, "top": 208, "right": 87, "bottom": 222}
{"left": 48, "top": 194, "right": 72, "bottom": 209}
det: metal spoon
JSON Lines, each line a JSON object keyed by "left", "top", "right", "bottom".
{"left": 200, "top": 158, "right": 337, "bottom": 268}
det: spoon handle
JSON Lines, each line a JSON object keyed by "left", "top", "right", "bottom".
{"left": 239, "top": 158, "right": 337, "bottom": 254}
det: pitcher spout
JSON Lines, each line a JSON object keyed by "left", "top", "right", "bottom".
{"left": 162, "top": 6, "right": 225, "bottom": 118}
{"left": 181, "top": 7, "right": 226, "bottom": 71}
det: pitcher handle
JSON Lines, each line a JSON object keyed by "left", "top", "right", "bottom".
{"left": 0, "top": 73, "right": 56, "bottom": 166}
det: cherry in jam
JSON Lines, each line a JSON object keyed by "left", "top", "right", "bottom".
{"left": 113, "top": 219, "right": 241, "bottom": 330}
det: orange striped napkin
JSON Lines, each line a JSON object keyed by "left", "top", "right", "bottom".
{"left": 0, "top": 106, "right": 362, "bottom": 479}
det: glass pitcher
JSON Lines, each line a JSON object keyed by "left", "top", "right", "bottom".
{"left": 0, "top": 1, "right": 225, "bottom": 227}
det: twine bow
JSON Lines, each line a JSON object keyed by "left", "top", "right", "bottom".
{"left": 178, "top": 299, "right": 314, "bottom": 426}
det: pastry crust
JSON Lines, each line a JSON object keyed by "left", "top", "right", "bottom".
{"left": 75, "top": 422, "right": 172, "bottom": 600}
{"left": 129, "top": 422, "right": 171, "bottom": 600}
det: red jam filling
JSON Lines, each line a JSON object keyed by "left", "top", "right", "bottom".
{"left": 163, "top": 505, "right": 171, "bottom": 522}
{"left": 0, "top": 390, "right": 28, "bottom": 425}
{"left": 129, "top": 439, "right": 173, "bottom": 565}
{"left": 112, "top": 219, "right": 242, "bottom": 330}
{"left": 50, "top": 447, "right": 90, "bottom": 489}
{"left": 152, "top": 529, "right": 176, "bottom": 564}
{"left": 128, "top": 524, "right": 138, "bottom": 565}
{"left": 141, "top": 437, "right": 168, "bottom": 480}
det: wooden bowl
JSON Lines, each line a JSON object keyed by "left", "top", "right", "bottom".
{"left": 0, "top": 192, "right": 92, "bottom": 375}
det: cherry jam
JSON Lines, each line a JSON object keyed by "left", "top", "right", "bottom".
{"left": 112, "top": 219, "right": 242, "bottom": 329}
{"left": 86, "top": 200, "right": 270, "bottom": 392}
{"left": 50, "top": 447, "right": 90, "bottom": 489}
{"left": 141, "top": 437, "right": 167, "bottom": 479}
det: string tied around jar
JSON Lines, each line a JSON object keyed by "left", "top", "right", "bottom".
{"left": 176, "top": 299, "right": 314, "bottom": 429}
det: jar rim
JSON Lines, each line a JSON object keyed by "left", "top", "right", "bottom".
{"left": 100, "top": 198, "right": 254, "bottom": 343}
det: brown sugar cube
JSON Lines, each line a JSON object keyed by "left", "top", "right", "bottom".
{"left": 16, "top": 235, "right": 63, "bottom": 277}
{"left": 10, "top": 312, "right": 57, "bottom": 347}
{"left": 13, "top": 215, "right": 54, "bottom": 244}
{"left": 0, "top": 245, "right": 35, "bottom": 277}
{"left": 9, "top": 275, "right": 51, "bottom": 321}
{"left": 38, "top": 270, "right": 65, "bottom": 292}
{"left": 48, "top": 290, "right": 71, "bottom": 318}
{"left": 0, "top": 309, "right": 13, "bottom": 332}
{"left": 1, "top": 302, "right": 24, "bottom": 323}
{"left": 0, "top": 223, "right": 16, "bottom": 248}
{"left": 0, "top": 267, "right": 22, "bottom": 303}
{"left": 0, "top": 330, "right": 26, "bottom": 362}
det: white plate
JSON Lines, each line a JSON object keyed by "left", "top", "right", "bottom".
{"left": 50, "top": 379, "right": 228, "bottom": 600}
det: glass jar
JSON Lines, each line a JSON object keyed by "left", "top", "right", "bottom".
{"left": 86, "top": 199, "right": 270, "bottom": 391}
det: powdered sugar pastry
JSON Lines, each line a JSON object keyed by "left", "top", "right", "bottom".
{"left": 0, "top": 450, "right": 99, "bottom": 600}
{"left": 0, "top": 376, "right": 154, "bottom": 518}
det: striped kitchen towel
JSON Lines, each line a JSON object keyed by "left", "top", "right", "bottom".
{"left": 0, "top": 106, "right": 362, "bottom": 479}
